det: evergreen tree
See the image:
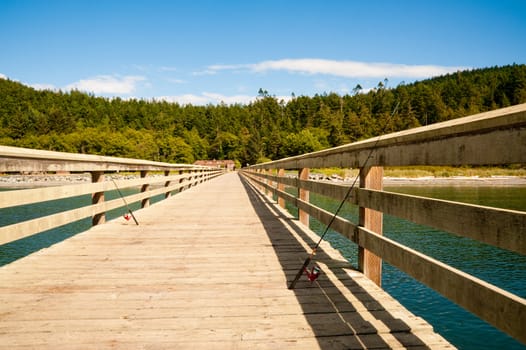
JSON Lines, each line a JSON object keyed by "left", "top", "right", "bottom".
{"left": 0, "top": 64, "right": 525, "bottom": 164}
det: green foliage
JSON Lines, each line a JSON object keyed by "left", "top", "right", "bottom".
{"left": 281, "top": 129, "right": 326, "bottom": 157}
{"left": 1, "top": 64, "right": 525, "bottom": 165}
{"left": 256, "top": 156, "right": 272, "bottom": 164}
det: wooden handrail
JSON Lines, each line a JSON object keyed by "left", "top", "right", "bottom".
{"left": 0, "top": 146, "right": 223, "bottom": 245}
{"left": 0, "top": 173, "right": 206, "bottom": 209}
{"left": 240, "top": 103, "right": 526, "bottom": 344}
{"left": 246, "top": 172, "right": 525, "bottom": 255}
{"left": 0, "top": 145, "right": 206, "bottom": 172}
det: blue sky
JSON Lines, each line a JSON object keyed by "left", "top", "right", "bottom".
{"left": 1, "top": 0, "right": 525, "bottom": 105}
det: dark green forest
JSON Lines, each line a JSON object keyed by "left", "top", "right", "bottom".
{"left": 1, "top": 64, "right": 525, "bottom": 167}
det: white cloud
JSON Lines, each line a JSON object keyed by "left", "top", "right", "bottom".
{"left": 131, "top": 64, "right": 178, "bottom": 73}
{"left": 30, "top": 83, "right": 58, "bottom": 91}
{"left": 165, "top": 78, "right": 186, "bottom": 84}
{"left": 157, "top": 94, "right": 206, "bottom": 105}
{"left": 65, "top": 75, "right": 146, "bottom": 94}
{"left": 192, "top": 69, "right": 218, "bottom": 76}
{"left": 158, "top": 92, "right": 253, "bottom": 105}
{"left": 159, "top": 66, "right": 178, "bottom": 72}
{"left": 208, "top": 59, "right": 467, "bottom": 79}
{"left": 208, "top": 64, "right": 245, "bottom": 71}
{"left": 0, "top": 75, "right": 58, "bottom": 91}
{"left": 130, "top": 64, "right": 150, "bottom": 72}
{"left": 157, "top": 92, "right": 293, "bottom": 106}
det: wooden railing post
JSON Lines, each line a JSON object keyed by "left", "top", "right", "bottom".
{"left": 263, "top": 169, "right": 271, "bottom": 196}
{"left": 140, "top": 170, "right": 150, "bottom": 208}
{"left": 278, "top": 168, "right": 285, "bottom": 209}
{"left": 179, "top": 170, "right": 185, "bottom": 191}
{"left": 298, "top": 168, "right": 310, "bottom": 226}
{"left": 186, "top": 170, "right": 195, "bottom": 189}
{"left": 190, "top": 170, "right": 197, "bottom": 187}
{"left": 91, "top": 171, "right": 105, "bottom": 226}
{"left": 196, "top": 169, "right": 201, "bottom": 184}
{"left": 358, "top": 166, "right": 383, "bottom": 286}
{"left": 256, "top": 169, "right": 262, "bottom": 191}
{"left": 268, "top": 169, "right": 275, "bottom": 198}
{"left": 164, "top": 170, "right": 171, "bottom": 198}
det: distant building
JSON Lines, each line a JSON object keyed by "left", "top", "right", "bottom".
{"left": 193, "top": 160, "right": 236, "bottom": 171}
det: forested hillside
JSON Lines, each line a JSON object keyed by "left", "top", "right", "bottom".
{"left": 1, "top": 64, "right": 525, "bottom": 166}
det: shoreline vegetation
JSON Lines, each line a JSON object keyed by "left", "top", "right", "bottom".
{"left": 1, "top": 167, "right": 525, "bottom": 188}
{"left": 310, "top": 166, "right": 526, "bottom": 186}
{"left": 1, "top": 65, "right": 525, "bottom": 167}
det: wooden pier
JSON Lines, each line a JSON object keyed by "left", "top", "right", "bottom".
{"left": 0, "top": 173, "right": 452, "bottom": 349}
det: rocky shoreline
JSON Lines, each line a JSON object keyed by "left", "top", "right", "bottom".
{"left": 0, "top": 174, "right": 91, "bottom": 188}
{"left": 0, "top": 173, "right": 154, "bottom": 188}
{"left": 309, "top": 173, "right": 526, "bottom": 186}
{"left": 383, "top": 175, "right": 526, "bottom": 187}
{"left": 1, "top": 173, "right": 525, "bottom": 188}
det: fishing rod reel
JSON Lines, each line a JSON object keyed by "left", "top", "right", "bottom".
{"left": 288, "top": 101, "right": 400, "bottom": 291}
{"left": 111, "top": 178, "right": 139, "bottom": 226}
{"left": 304, "top": 265, "right": 321, "bottom": 283}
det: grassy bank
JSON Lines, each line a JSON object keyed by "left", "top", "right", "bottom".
{"left": 311, "top": 166, "right": 526, "bottom": 179}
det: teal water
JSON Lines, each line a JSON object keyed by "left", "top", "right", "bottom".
{"left": 1, "top": 185, "right": 525, "bottom": 349}
{"left": 303, "top": 186, "right": 526, "bottom": 350}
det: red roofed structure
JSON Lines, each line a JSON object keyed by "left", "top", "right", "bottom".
{"left": 193, "top": 160, "right": 236, "bottom": 171}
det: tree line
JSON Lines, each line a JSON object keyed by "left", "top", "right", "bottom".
{"left": 1, "top": 64, "right": 525, "bottom": 167}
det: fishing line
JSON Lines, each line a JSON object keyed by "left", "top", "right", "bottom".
{"left": 314, "top": 277, "right": 367, "bottom": 348}
{"left": 111, "top": 178, "right": 140, "bottom": 225}
{"left": 288, "top": 101, "right": 399, "bottom": 290}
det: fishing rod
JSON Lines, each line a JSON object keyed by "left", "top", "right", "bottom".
{"left": 288, "top": 101, "right": 399, "bottom": 290}
{"left": 111, "top": 178, "right": 139, "bottom": 226}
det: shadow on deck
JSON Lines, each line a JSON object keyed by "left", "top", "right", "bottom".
{"left": 239, "top": 174, "right": 434, "bottom": 349}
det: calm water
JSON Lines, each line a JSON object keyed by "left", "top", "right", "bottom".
{"left": 303, "top": 186, "right": 526, "bottom": 350}
{"left": 1, "top": 185, "right": 525, "bottom": 349}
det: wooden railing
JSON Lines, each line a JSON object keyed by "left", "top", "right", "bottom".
{"left": 240, "top": 103, "right": 526, "bottom": 344}
{"left": 0, "top": 146, "right": 223, "bottom": 245}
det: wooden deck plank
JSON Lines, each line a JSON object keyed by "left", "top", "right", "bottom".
{"left": 0, "top": 172, "right": 454, "bottom": 349}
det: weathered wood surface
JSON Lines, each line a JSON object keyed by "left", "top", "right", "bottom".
{"left": 0, "top": 173, "right": 453, "bottom": 349}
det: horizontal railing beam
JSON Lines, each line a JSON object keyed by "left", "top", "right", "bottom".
{"left": 242, "top": 172, "right": 357, "bottom": 241}
{"left": 354, "top": 188, "right": 526, "bottom": 256}
{"left": 357, "top": 226, "right": 526, "bottom": 345}
{"left": 248, "top": 171, "right": 526, "bottom": 255}
{"left": 0, "top": 172, "right": 220, "bottom": 246}
{"left": 0, "top": 171, "right": 222, "bottom": 209}
{"left": 0, "top": 145, "right": 206, "bottom": 173}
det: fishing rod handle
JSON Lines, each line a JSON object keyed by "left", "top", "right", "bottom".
{"left": 129, "top": 209, "right": 139, "bottom": 226}
{"left": 288, "top": 256, "right": 311, "bottom": 290}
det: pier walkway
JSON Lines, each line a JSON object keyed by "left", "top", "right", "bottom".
{"left": 0, "top": 172, "right": 451, "bottom": 349}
